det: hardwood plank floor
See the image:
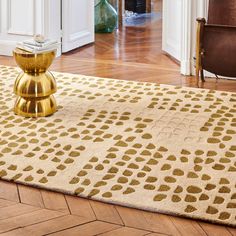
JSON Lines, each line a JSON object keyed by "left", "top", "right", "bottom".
{"left": 0, "top": 1, "right": 235, "bottom": 235}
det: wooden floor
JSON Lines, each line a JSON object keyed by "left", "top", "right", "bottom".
{"left": 0, "top": 2, "right": 236, "bottom": 235}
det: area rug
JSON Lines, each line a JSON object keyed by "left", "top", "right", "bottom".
{"left": 0, "top": 65, "right": 236, "bottom": 226}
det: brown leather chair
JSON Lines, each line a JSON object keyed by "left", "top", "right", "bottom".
{"left": 196, "top": 0, "right": 236, "bottom": 86}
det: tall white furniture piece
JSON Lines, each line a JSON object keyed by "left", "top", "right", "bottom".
{"left": 0, "top": 0, "right": 95, "bottom": 56}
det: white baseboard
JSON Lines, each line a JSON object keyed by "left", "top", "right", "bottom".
{"left": 181, "top": 60, "right": 192, "bottom": 76}
{"left": 0, "top": 40, "right": 17, "bottom": 56}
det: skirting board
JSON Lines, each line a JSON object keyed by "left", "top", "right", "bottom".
{"left": 181, "top": 59, "right": 192, "bottom": 76}
{"left": 0, "top": 40, "right": 17, "bottom": 56}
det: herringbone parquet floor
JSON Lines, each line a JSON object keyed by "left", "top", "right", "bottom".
{"left": 0, "top": 1, "right": 236, "bottom": 235}
{"left": 1, "top": 180, "right": 236, "bottom": 236}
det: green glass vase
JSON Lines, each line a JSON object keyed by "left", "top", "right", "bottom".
{"left": 95, "top": 0, "right": 118, "bottom": 33}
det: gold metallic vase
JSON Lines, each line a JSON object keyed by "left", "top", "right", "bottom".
{"left": 13, "top": 48, "right": 57, "bottom": 117}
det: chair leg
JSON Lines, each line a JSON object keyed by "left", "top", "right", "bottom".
{"left": 195, "top": 18, "right": 206, "bottom": 88}
{"left": 196, "top": 66, "right": 200, "bottom": 87}
{"left": 200, "top": 69, "right": 205, "bottom": 82}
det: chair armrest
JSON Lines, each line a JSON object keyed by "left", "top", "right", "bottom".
{"left": 196, "top": 18, "right": 206, "bottom": 24}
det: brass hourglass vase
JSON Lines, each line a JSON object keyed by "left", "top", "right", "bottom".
{"left": 13, "top": 48, "right": 57, "bottom": 118}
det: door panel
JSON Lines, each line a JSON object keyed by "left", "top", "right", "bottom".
{"left": 0, "top": 0, "right": 35, "bottom": 55}
{"left": 62, "top": 0, "right": 95, "bottom": 53}
{"left": 0, "top": 0, "right": 61, "bottom": 56}
{"left": 162, "top": 0, "right": 182, "bottom": 61}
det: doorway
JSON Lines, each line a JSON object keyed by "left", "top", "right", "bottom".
{"left": 123, "top": 0, "right": 162, "bottom": 27}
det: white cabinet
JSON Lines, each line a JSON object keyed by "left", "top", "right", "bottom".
{"left": 0, "top": 0, "right": 95, "bottom": 56}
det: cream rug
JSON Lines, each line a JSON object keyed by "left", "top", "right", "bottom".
{"left": 0, "top": 65, "right": 236, "bottom": 226}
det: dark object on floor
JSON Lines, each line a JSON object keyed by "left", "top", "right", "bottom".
{"left": 125, "top": 0, "right": 146, "bottom": 13}
{"left": 195, "top": 0, "right": 236, "bottom": 86}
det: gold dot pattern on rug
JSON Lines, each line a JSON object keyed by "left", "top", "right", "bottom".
{"left": 0, "top": 66, "right": 236, "bottom": 226}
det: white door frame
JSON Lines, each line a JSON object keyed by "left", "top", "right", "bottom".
{"left": 180, "top": 0, "right": 208, "bottom": 75}
{"left": 163, "top": 0, "right": 208, "bottom": 75}
{"left": 180, "top": 0, "right": 192, "bottom": 75}
{"left": 162, "top": 0, "right": 182, "bottom": 62}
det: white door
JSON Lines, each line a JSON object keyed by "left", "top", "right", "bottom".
{"left": 162, "top": 0, "right": 182, "bottom": 61}
{"left": 61, "top": 0, "right": 95, "bottom": 53}
{"left": 0, "top": 0, "right": 61, "bottom": 56}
